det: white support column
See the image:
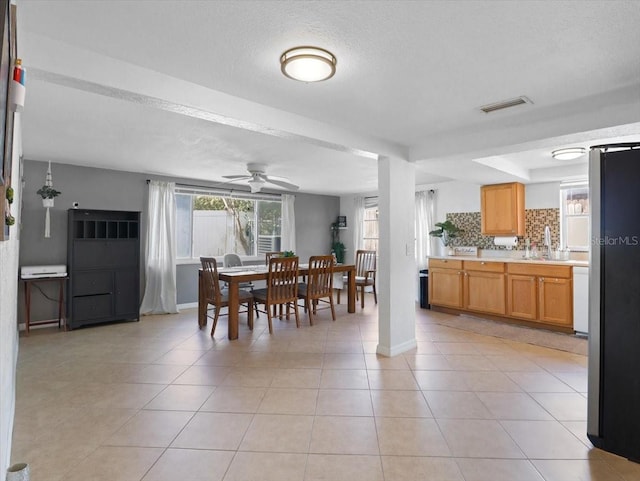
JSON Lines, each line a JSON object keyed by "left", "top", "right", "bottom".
{"left": 377, "top": 155, "right": 417, "bottom": 357}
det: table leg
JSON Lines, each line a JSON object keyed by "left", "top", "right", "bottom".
{"left": 57, "top": 279, "right": 64, "bottom": 329}
{"left": 24, "top": 282, "right": 31, "bottom": 336}
{"left": 347, "top": 269, "right": 356, "bottom": 313}
{"left": 227, "top": 280, "right": 240, "bottom": 340}
{"left": 198, "top": 270, "right": 206, "bottom": 328}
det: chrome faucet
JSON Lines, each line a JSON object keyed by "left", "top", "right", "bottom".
{"left": 543, "top": 225, "right": 552, "bottom": 258}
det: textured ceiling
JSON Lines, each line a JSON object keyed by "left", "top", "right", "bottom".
{"left": 17, "top": 0, "right": 640, "bottom": 194}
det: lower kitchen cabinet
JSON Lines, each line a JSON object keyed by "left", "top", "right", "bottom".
{"left": 463, "top": 261, "right": 506, "bottom": 315}
{"left": 429, "top": 257, "right": 574, "bottom": 331}
{"left": 538, "top": 276, "right": 572, "bottom": 327}
{"left": 428, "top": 259, "right": 463, "bottom": 308}
{"left": 507, "top": 263, "right": 573, "bottom": 328}
{"left": 507, "top": 274, "right": 538, "bottom": 320}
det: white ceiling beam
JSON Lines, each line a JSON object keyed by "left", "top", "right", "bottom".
{"left": 22, "top": 33, "right": 408, "bottom": 162}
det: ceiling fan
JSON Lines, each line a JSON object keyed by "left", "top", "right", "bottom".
{"left": 222, "top": 163, "right": 300, "bottom": 193}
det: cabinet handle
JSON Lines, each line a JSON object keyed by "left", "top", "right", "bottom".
{"left": 540, "top": 278, "right": 545, "bottom": 282}
{"left": 464, "top": 272, "right": 468, "bottom": 276}
{"left": 457, "top": 271, "right": 462, "bottom": 275}
{"left": 480, "top": 261, "right": 486, "bottom": 265}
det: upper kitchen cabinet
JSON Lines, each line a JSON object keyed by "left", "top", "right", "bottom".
{"left": 481, "top": 182, "right": 525, "bottom": 236}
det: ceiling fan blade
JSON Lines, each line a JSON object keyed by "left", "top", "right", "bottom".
{"left": 264, "top": 176, "right": 299, "bottom": 191}
{"left": 222, "top": 174, "right": 251, "bottom": 180}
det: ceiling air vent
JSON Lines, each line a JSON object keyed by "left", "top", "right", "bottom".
{"left": 479, "top": 96, "right": 532, "bottom": 114}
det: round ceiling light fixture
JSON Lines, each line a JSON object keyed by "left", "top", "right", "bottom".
{"left": 551, "top": 147, "right": 586, "bottom": 161}
{"left": 280, "top": 46, "right": 337, "bottom": 82}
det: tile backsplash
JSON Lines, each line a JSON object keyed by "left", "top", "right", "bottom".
{"left": 445, "top": 209, "right": 560, "bottom": 250}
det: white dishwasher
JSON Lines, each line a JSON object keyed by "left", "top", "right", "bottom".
{"left": 573, "top": 266, "right": 589, "bottom": 335}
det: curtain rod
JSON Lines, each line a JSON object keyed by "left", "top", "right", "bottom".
{"left": 146, "top": 179, "right": 285, "bottom": 199}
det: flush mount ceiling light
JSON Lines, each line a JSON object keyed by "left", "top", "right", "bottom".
{"left": 552, "top": 147, "right": 587, "bottom": 161}
{"left": 280, "top": 46, "right": 337, "bottom": 82}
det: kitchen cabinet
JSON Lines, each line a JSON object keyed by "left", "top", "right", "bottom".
{"left": 463, "top": 261, "right": 506, "bottom": 315}
{"left": 507, "top": 263, "right": 573, "bottom": 328}
{"left": 428, "top": 259, "right": 463, "bottom": 308}
{"left": 428, "top": 257, "right": 575, "bottom": 332}
{"left": 507, "top": 274, "right": 538, "bottom": 320}
{"left": 481, "top": 182, "right": 525, "bottom": 236}
{"left": 538, "top": 277, "right": 572, "bottom": 327}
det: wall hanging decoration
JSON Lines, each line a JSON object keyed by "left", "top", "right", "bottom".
{"left": 37, "top": 161, "right": 61, "bottom": 238}
{"left": 0, "top": 2, "right": 17, "bottom": 240}
{"left": 10, "top": 57, "right": 25, "bottom": 112}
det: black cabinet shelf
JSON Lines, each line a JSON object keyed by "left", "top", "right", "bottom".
{"left": 67, "top": 209, "right": 141, "bottom": 329}
{"left": 73, "top": 219, "right": 139, "bottom": 239}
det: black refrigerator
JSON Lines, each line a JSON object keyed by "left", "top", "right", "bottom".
{"left": 588, "top": 143, "right": 640, "bottom": 461}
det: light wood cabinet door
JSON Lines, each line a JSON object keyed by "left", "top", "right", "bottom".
{"left": 538, "top": 277, "right": 573, "bottom": 327}
{"left": 464, "top": 271, "right": 506, "bottom": 315}
{"left": 429, "top": 267, "right": 463, "bottom": 309}
{"left": 481, "top": 182, "right": 525, "bottom": 236}
{"left": 507, "top": 274, "right": 538, "bottom": 320}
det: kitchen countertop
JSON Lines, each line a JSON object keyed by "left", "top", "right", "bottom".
{"left": 428, "top": 255, "right": 589, "bottom": 267}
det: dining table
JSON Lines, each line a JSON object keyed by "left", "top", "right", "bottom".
{"left": 198, "top": 263, "right": 357, "bottom": 339}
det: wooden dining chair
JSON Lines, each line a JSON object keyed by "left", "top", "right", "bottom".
{"left": 265, "top": 251, "right": 283, "bottom": 264}
{"left": 264, "top": 251, "right": 284, "bottom": 316}
{"left": 297, "top": 255, "right": 336, "bottom": 325}
{"left": 223, "top": 253, "right": 259, "bottom": 318}
{"left": 337, "top": 249, "right": 377, "bottom": 308}
{"left": 200, "top": 257, "right": 254, "bottom": 337}
{"left": 252, "top": 256, "right": 300, "bottom": 334}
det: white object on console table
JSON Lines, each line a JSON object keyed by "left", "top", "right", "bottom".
{"left": 20, "top": 265, "right": 67, "bottom": 279}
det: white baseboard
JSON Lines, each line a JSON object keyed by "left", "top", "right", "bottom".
{"left": 376, "top": 338, "right": 417, "bottom": 357}
{"left": 177, "top": 302, "right": 198, "bottom": 310}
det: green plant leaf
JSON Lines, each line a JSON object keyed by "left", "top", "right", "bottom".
{"left": 37, "top": 185, "right": 62, "bottom": 199}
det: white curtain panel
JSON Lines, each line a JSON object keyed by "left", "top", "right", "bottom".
{"left": 415, "top": 190, "right": 436, "bottom": 269}
{"left": 353, "top": 196, "right": 365, "bottom": 256}
{"left": 281, "top": 194, "right": 296, "bottom": 252}
{"left": 140, "top": 181, "right": 178, "bottom": 314}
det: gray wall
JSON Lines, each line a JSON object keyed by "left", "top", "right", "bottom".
{"left": 20, "top": 160, "right": 339, "bottom": 320}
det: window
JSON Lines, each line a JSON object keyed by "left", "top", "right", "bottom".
{"left": 560, "top": 181, "right": 590, "bottom": 251}
{"left": 176, "top": 190, "right": 282, "bottom": 260}
{"left": 363, "top": 206, "right": 379, "bottom": 252}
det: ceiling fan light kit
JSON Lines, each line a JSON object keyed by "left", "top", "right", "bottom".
{"left": 552, "top": 147, "right": 586, "bottom": 161}
{"left": 248, "top": 177, "right": 266, "bottom": 193}
{"left": 280, "top": 46, "right": 336, "bottom": 82}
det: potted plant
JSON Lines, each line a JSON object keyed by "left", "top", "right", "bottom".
{"left": 281, "top": 250, "right": 296, "bottom": 258}
{"left": 37, "top": 185, "right": 61, "bottom": 208}
{"left": 429, "top": 220, "right": 463, "bottom": 255}
{"left": 331, "top": 241, "right": 346, "bottom": 264}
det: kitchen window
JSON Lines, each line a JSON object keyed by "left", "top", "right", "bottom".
{"left": 560, "top": 181, "right": 590, "bottom": 251}
{"left": 176, "top": 189, "right": 282, "bottom": 260}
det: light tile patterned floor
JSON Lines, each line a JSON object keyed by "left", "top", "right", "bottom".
{"left": 11, "top": 303, "right": 640, "bottom": 481}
